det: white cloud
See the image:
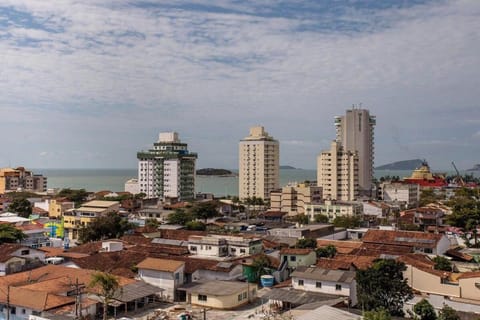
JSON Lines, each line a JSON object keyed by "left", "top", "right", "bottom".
{"left": 0, "top": 1, "right": 479, "bottom": 169}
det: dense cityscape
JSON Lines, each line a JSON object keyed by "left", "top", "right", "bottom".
{"left": 0, "top": 107, "right": 480, "bottom": 320}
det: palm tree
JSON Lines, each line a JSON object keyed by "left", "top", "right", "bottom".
{"left": 89, "top": 272, "right": 120, "bottom": 320}
{"left": 0, "top": 224, "right": 26, "bottom": 244}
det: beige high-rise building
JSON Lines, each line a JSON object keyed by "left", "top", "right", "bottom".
{"left": 317, "top": 141, "right": 359, "bottom": 201}
{"left": 239, "top": 126, "right": 279, "bottom": 200}
{"left": 335, "top": 107, "right": 376, "bottom": 195}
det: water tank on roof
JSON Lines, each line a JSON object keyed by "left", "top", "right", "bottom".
{"left": 260, "top": 275, "right": 274, "bottom": 287}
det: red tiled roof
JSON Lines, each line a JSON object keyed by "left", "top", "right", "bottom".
{"left": 362, "top": 229, "right": 443, "bottom": 248}
{"left": 0, "top": 243, "right": 24, "bottom": 262}
{"left": 280, "top": 248, "right": 314, "bottom": 255}
{"left": 316, "top": 239, "right": 362, "bottom": 254}
{"left": 457, "top": 272, "right": 480, "bottom": 280}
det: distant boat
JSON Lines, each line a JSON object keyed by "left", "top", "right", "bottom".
{"left": 466, "top": 164, "right": 480, "bottom": 171}
{"left": 403, "top": 160, "right": 447, "bottom": 187}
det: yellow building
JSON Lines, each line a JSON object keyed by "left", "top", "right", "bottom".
{"left": 270, "top": 183, "right": 322, "bottom": 216}
{"left": 63, "top": 200, "right": 120, "bottom": 240}
{"left": 48, "top": 199, "right": 75, "bottom": 219}
{"left": 181, "top": 280, "right": 257, "bottom": 310}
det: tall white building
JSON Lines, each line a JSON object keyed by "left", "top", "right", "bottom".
{"left": 137, "top": 132, "right": 197, "bottom": 200}
{"left": 335, "top": 107, "right": 376, "bottom": 195}
{"left": 317, "top": 141, "right": 358, "bottom": 201}
{"left": 239, "top": 126, "right": 279, "bottom": 200}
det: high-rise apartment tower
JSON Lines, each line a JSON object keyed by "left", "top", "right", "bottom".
{"left": 335, "top": 107, "right": 376, "bottom": 195}
{"left": 137, "top": 132, "right": 197, "bottom": 200}
{"left": 239, "top": 126, "right": 279, "bottom": 200}
{"left": 317, "top": 141, "right": 359, "bottom": 201}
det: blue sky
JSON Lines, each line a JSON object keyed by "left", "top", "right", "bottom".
{"left": 0, "top": 0, "right": 479, "bottom": 170}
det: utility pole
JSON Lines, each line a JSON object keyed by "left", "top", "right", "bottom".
{"left": 6, "top": 285, "right": 10, "bottom": 320}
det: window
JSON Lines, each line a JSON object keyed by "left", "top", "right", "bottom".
{"left": 316, "top": 282, "right": 322, "bottom": 288}
{"left": 240, "top": 249, "right": 246, "bottom": 254}
{"left": 238, "top": 294, "right": 243, "bottom": 301}
{"left": 335, "top": 284, "right": 342, "bottom": 291}
{"left": 21, "top": 250, "right": 29, "bottom": 255}
{"left": 190, "top": 246, "right": 197, "bottom": 251}
{"left": 198, "top": 295, "right": 207, "bottom": 301}
{"left": 298, "top": 280, "right": 304, "bottom": 286}
{"left": 243, "top": 292, "right": 247, "bottom": 299}
{"left": 290, "top": 256, "right": 296, "bottom": 262}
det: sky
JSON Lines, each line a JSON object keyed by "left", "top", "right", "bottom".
{"left": 0, "top": 0, "right": 479, "bottom": 171}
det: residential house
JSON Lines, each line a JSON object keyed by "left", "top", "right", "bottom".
{"left": 137, "top": 257, "right": 185, "bottom": 301}
{"left": 362, "top": 229, "right": 450, "bottom": 255}
{"left": 180, "top": 280, "right": 257, "bottom": 309}
{"left": 291, "top": 266, "right": 357, "bottom": 306}
{"left": 400, "top": 207, "right": 444, "bottom": 230}
{"left": 0, "top": 244, "right": 45, "bottom": 276}
{"left": 187, "top": 235, "right": 262, "bottom": 257}
{"left": 280, "top": 248, "right": 317, "bottom": 269}
{"left": 379, "top": 182, "right": 420, "bottom": 208}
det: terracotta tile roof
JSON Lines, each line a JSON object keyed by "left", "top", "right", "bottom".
{"left": 316, "top": 239, "right": 362, "bottom": 254}
{"left": 397, "top": 254, "right": 449, "bottom": 278}
{"left": 456, "top": 271, "right": 480, "bottom": 280}
{"left": 38, "top": 247, "right": 90, "bottom": 259}
{"left": 334, "top": 255, "right": 378, "bottom": 270}
{"left": 137, "top": 257, "right": 185, "bottom": 272}
{"left": 16, "top": 223, "right": 46, "bottom": 232}
{"left": 72, "top": 251, "right": 149, "bottom": 277}
{"left": 350, "top": 243, "right": 413, "bottom": 256}
{"left": 68, "top": 241, "right": 103, "bottom": 254}
{"left": 446, "top": 248, "right": 474, "bottom": 262}
{"left": 362, "top": 229, "right": 443, "bottom": 248}
{"left": 316, "top": 258, "right": 353, "bottom": 270}
{"left": 166, "top": 256, "right": 240, "bottom": 274}
{"left": 159, "top": 229, "right": 207, "bottom": 241}
{"left": 0, "top": 287, "right": 74, "bottom": 311}
{"left": 32, "top": 207, "right": 48, "bottom": 215}
{"left": 0, "top": 243, "right": 24, "bottom": 262}
{"left": 280, "top": 248, "right": 314, "bottom": 255}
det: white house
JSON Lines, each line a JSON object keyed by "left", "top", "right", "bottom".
{"left": 291, "top": 266, "right": 357, "bottom": 306}
{"left": 136, "top": 257, "right": 185, "bottom": 301}
{"left": 0, "top": 244, "right": 46, "bottom": 276}
{"left": 188, "top": 235, "right": 262, "bottom": 257}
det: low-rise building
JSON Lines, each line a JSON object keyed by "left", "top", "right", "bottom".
{"left": 137, "top": 257, "right": 185, "bottom": 301}
{"left": 379, "top": 182, "right": 420, "bottom": 208}
{"left": 0, "top": 244, "right": 45, "bottom": 276}
{"left": 291, "top": 266, "right": 357, "bottom": 306}
{"left": 63, "top": 200, "right": 120, "bottom": 240}
{"left": 305, "top": 201, "right": 363, "bottom": 222}
{"left": 180, "top": 280, "right": 257, "bottom": 309}
{"left": 362, "top": 229, "right": 450, "bottom": 255}
{"left": 268, "top": 224, "right": 334, "bottom": 239}
{"left": 270, "top": 184, "right": 322, "bottom": 216}
{"left": 0, "top": 167, "right": 47, "bottom": 193}
{"left": 188, "top": 235, "right": 263, "bottom": 258}
{"left": 280, "top": 248, "right": 317, "bottom": 269}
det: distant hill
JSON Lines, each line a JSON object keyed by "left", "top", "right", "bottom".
{"left": 467, "top": 164, "right": 480, "bottom": 171}
{"left": 196, "top": 168, "right": 234, "bottom": 176}
{"left": 375, "top": 159, "right": 423, "bottom": 170}
{"left": 280, "top": 165, "right": 296, "bottom": 169}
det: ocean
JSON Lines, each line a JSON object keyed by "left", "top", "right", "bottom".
{"left": 35, "top": 168, "right": 472, "bottom": 197}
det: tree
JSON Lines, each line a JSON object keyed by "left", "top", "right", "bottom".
{"left": 295, "top": 214, "right": 309, "bottom": 225}
{"left": 0, "top": 224, "right": 26, "bottom": 244}
{"left": 145, "top": 218, "right": 160, "bottom": 228}
{"left": 295, "top": 238, "right": 316, "bottom": 249}
{"left": 433, "top": 256, "right": 453, "bottom": 272}
{"left": 333, "top": 215, "right": 361, "bottom": 228}
{"left": 185, "top": 220, "right": 206, "bottom": 231}
{"left": 437, "top": 305, "right": 460, "bottom": 320}
{"left": 57, "top": 188, "right": 89, "bottom": 205}
{"left": 8, "top": 198, "right": 32, "bottom": 218}
{"left": 414, "top": 299, "right": 437, "bottom": 320}
{"left": 314, "top": 214, "right": 329, "bottom": 223}
{"left": 356, "top": 259, "right": 413, "bottom": 316}
{"left": 89, "top": 272, "right": 120, "bottom": 320}
{"left": 190, "top": 201, "right": 219, "bottom": 223}
{"left": 316, "top": 245, "right": 337, "bottom": 258}
{"left": 167, "top": 209, "right": 194, "bottom": 225}
{"left": 363, "top": 309, "right": 391, "bottom": 320}
{"left": 79, "top": 212, "right": 135, "bottom": 243}
{"left": 250, "top": 254, "right": 271, "bottom": 282}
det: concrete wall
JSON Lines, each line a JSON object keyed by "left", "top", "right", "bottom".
{"left": 190, "top": 286, "right": 257, "bottom": 310}
{"left": 138, "top": 266, "right": 184, "bottom": 301}
{"left": 405, "top": 265, "right": 460, "bottom": 297}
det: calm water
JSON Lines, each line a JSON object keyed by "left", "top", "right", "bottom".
{"left": 37, "top": 168, "right": 477, "bottom": 197}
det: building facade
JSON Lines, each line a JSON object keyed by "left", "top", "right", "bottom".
{"left": 379, "top": 182, "right": 420, "bottom": 208}
{"left": 137, "top": 132, "right": 197, "bottom": 200}
{"left": 270, "top": 183, "right": 322, "bottom": 216}
{"left": 0, "top": 167, "right": 47, "bottom": 193}
{"left": 317, "top": 141, "right": 359, "bottom": 201}
{"left": 335, "top": 108, "right": 375, "bottom": 195}
{"left": 239, "top": 126, "right": 279, "bottom": 200}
